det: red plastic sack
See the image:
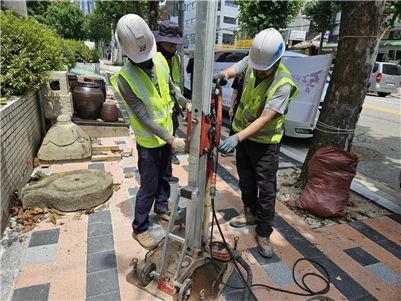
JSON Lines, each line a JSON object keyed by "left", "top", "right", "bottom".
{"left": 287, "top": 146, "right": 359, "bottom": 218}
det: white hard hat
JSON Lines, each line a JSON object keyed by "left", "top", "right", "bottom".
{"left": 115, "top": 14, "right": 156, "bottom": 63}
{"left": 249, "top": 28, "right": 285, "bottom": 71}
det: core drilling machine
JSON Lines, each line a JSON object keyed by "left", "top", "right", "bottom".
{"left": 126, "top": 76, "right": 253, "bottom": 301}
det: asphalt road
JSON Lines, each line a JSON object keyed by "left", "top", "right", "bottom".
{"left": 281, "top": 93, "right": 401, "bottom": 193}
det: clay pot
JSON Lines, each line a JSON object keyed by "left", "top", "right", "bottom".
{"left": 68, "top": 73, "right": 78, "bottom": 93}
{"left": 100, "top": 102, "right": 119, "bottom": 122}
{"left": 72, "top": 82, "right": 104, "bottom": 120}
{"left": 84, "top": 76, "right": 106, "bottom": 101}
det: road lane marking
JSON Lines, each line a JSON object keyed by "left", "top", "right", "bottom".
{"left": 362, "top": 104, "right": 401, "bottom": 115}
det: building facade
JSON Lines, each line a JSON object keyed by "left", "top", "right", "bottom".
{"left": 170, "top": 0, "right": 240, "bottom": 50}
{"left": 79, "top": 0, "right": 95, "bottom": 15}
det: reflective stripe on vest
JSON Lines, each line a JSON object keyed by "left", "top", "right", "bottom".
{"left": 233, "top": 63, "right": 299, "bottom": 144}
{"left": 156, "top": 52, "right": 181, "bottom": 92}
{"left": 110, "top": 57, "right": 173, "bottom": 148}
{"left": 171, "top": 54, "right": 181, "bottom": 92}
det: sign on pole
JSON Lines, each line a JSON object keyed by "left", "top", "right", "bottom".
{"left": 289, "top": 30, "right": 306, "bottom": 41}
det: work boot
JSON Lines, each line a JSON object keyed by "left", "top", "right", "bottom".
{"left": 168, "top": 176, "right": 179, "bottom": 183}
{"left": 229, "top": 207, "right": 256, "bottom": 228}
{"left": 171, "top": 154, "right": 180, "bottom": 165}
{"left": 153, "top": 211, "right": 182, "bottom": 225}
{"left": 255, "top": 234, "right": 273, "bottom": 258}
{"left": 132, "top": 230, "right": 158, "bottom": 250}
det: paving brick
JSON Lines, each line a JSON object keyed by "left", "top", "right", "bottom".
{"left": 86, "top": 268, "right": 120, "bottom": 298}
{"left": 28, "top": 229, "right": 60, "bottom": 248}
{"left": 365, "top": 262, "right": 401, "bottom": 286}
{"left": 88, "top": 163, "right": 105, "bottom": 171}
{"left": 87, "top": 234, "right": 115, "bottom": 254}
{"left": 87, "top": 222, "right": 113, "bottom": 237}
{"left": 11, "top": 283, "right": 50, "bottom": 301}
{"left": 87, "top": 210, "right": 111, "bottom": 224}
{"left": 261, "top": 261, "right": 299, "bottom": 287}
{"left": 344, "top": 247, "right": 380, "bottom": 266}
{"left": 23, "top": 244, "right": 58, "bottom": 266}
{"left": 15, "top": 262, "right": 53, "bottom": 289}
{"left": 87, "top": 250, "right": 117, "bottom": 274}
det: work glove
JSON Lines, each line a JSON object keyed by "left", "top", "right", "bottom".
{"left": 186, "top": 102, "right": 192, "bottom": 112}
{"left": 172, "top": 138, "right": 187, "bottom": 154}
{"left": 213, "top": 72, "right": 228, "bottom": 86}
{"left": 219, "top": 134, "right": 240, "bottom": 154}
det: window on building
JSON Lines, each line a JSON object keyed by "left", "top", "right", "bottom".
{"left": 218, "top": 0, "right": 221, "bottom": 11}
{"left": 222, "top": 33, "right": 235, "bottom": 45}
{"left": 191, "top": 34, "right": 195, "bottom": 44}
{"left": 216, "top": 33, "right": 219, "bottom": 44}
{"left": 224, "top": 0, "right": 237, "bottom": 7}
{"left": 223, "top": 16, "right": 236, "bottom": 25}
{"left": 216, "top": 16, "right": 220, "bottom": 29}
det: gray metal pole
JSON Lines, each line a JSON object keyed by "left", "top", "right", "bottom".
{"left": 185, "top": 0, "right": 218, "bottom": 254}
{"left": 177, "top": 0, "right": 185, "bottom": 92}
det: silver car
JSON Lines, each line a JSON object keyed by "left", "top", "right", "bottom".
{"left": 368, "top": 62, "right": 401, "bottom": 97}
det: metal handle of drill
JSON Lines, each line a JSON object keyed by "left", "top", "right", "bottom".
{"left": 170, "top": 90, "right": 186, "bottom": 122}
{"left": 209, "top": 84, "right": 222, "bottom": 198}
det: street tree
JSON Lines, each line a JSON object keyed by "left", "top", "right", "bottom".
{"left": 381, "top": 0, "right": 401, "bottom": 39}
{"left": 304, "top": 1, "right": 341, "bottom": 54}
{"left": 233, "top": 0, "right": 305, "bottom": 38}
{"left": 93, "top": 0, "right": 147, "bottom": 31}
{"left": 26, "top": 1, "right": 53, "bottom": 24}
{"left": 83, "top": 12, "right": 111, "bottom": 53}
{"left": 28, "top": 1, "right": 86, "bottom": 40}
{"left": 299, "top": 1, "right": 386, "bottom": 188}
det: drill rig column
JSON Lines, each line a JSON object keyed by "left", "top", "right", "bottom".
{"left": 185, "top": 0, "right": 218, "bottom": 255}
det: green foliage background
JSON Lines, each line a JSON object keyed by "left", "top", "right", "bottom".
{"left": 233, "top": 0, "right": 304, "bottom": 38}
{"left": 59, "top": 39, "right": 101, "bottom": 66}
{"left": 1, "top": 10, "right": 63, "bottom": 97}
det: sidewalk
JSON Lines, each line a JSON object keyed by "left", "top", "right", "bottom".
{"left": 1, "top": 85, "right": 401, "bottom": 301}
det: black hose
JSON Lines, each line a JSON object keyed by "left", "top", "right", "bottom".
{"left": 234, "top": 253, "right": 253, "bottom": 301}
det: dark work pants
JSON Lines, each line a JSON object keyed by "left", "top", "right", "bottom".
{"left": 133, "top": 143, "right": 172, "bottom": 234}
{"left": 236, "top": 140, "right": 280, "bottom": 237}
{"left": 171, "top": 114, "right": 179, "bottom": 156}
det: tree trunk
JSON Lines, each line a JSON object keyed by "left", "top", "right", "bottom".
{"left": 299, "top": 1, "right": 386, "bottom": 189}
{"left": 135, "top": 1, "right": 144, "bottom": 19}
{"left": 319, "top": 31, "right": 324, "bottom": 55}
{"left": 147, "top": 1, "right": 159, "bottom": 31}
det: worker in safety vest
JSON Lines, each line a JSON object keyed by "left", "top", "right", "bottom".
{"left": 153, "top": 20, "right": 188, "bottom": 181}
{"left": 111, "top": 14, "right": 191, "bottom": 250}
{"left": 214, "top": 28, "right": 299, "bottom": 258}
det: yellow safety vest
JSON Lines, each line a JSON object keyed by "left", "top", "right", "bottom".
{"left": 110, "top": 55, "right": 174, "bottom": 148}
{"left": 232, "top": 63, "right": 299, "bottom": 144}
{"left": 157, "top": 52, "right": 181, "bottom": 92}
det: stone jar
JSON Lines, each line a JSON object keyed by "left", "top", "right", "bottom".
{"left": 100, "top": 101, "right": 119, "bottom": 122}
{"left": 68, "top": 73, "right": 78, "bottom": 92}
{"left": 72, "top": 81, "right": 104, "bottom": 120}
{"left": 84, "top": 76, "right": 106, "bottom": 101}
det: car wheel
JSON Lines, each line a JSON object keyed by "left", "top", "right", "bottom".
{"left": 378, "top": 92, "right": 390, "bottom": 97}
